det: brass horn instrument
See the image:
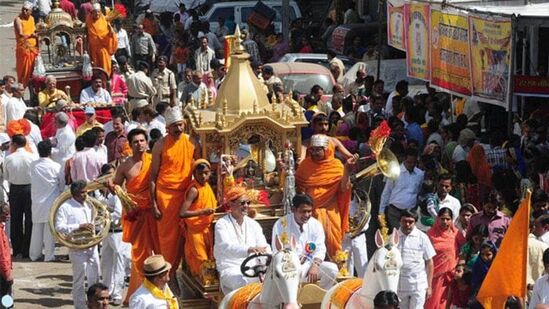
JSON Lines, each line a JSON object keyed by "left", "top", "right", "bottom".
{"left": 49, "top": 174, "right": 114, "bottom": 250}
{"left": 351, "top": 147, "right": 400, "bottom": 182}
{"left": 348, "top": 189, "right": 372, "bottom": 238}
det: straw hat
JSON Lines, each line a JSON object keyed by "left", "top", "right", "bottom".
{"left": 143, "top": 255, "right": 172, "bottom": 276}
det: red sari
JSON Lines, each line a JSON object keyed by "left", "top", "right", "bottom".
{"left": 425, "top": 220, "right": 459, "bottom": 309}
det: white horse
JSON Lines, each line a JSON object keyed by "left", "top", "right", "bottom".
{"left": 219, "top": 236, "right": 302, "bottom": 309}
{"left": 320, "top": 229, "right": 402, "bottom": 309}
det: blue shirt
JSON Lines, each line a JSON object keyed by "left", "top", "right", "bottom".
{"left": 406, "top": 122, "right": 424, "bottom": 149}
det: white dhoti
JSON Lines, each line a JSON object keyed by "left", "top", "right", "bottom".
{"left": 100, "top": 231, "right": 131, "bottom": 302}
{"left": 29, "top": 222, "right": 55, "bottom": 261}
{"left": 70, "top": 246, "right": 100, "bottom": 309}
{"left": 399, "top": 290, "right": 426, "bottom": 309}
{"left": 219, "top": 267, "right": 260, "bottom": 295}
{"left": 301, "top": 260, "right": 338, "bottom": 290}
{"left": 342, "top": 232, "right": 368, "bottom": 278}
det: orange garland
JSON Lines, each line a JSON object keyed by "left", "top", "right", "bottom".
{"left": 227, "top": 282, "right": 262, "bottom": 309}
{"left": 330, "top": 278, "right": 363, "bottom": 308}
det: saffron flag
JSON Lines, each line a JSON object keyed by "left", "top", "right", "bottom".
{"left": 476, "top": 191, "right": 531, "bottom": 309}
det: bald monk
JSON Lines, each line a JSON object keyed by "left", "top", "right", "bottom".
{"left": 179, "top": 159, "right": 218, "bottom": 276}
{"left": 14, "top": 2, "right": 39, "bottom": 87}
{"left": 112, "top": 128, "right": 160, "bottom": 304}
{"left": 86, "top": 3, "right": 117, "bottom": 77}
{"left": 150, "top": 106, "right": 200, "bottom": 293}
{"left": 295, "top": 134, "right": 357, "bottom": 259}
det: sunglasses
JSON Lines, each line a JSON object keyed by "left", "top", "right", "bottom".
{"left": 238, "top": 200, "right": 250, "bottom": 206}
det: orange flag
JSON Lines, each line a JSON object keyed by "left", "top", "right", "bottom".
{"left": 476, "top": 191, "right": 531, "bottom": 309}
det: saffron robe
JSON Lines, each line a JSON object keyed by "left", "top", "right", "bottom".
{"left": 86, "top": 13, "right": 117, "bottom": 76}
{"left": 15, "top": 15, "right": 38, "bottom": 87}
{"left": 295, "top": 140, "right": 352, "bottom": 259}
{"left": 123, "top": 152, "right": 161, "bottom": 303}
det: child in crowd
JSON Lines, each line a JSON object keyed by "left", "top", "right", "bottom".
{"left": 471, "top": 241, "right": 498, "bottom": 295}
{"left": 459, "top": 224, "right": 489, "bottom": 269}
{"left": 447, "top": 263, "right": 472, "bottom": 309}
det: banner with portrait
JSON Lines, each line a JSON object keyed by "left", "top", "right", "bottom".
{"left": 405, "top": 2, "right": 430, "bottom": 81}
{"left": 469, "top": 15, "right": 512, "bottom": 105}
{"left": 430, "top": 9, "right": 472, "bottom": 95}
{"left": 387, "top": 0, "right": 406, "bottom": 51}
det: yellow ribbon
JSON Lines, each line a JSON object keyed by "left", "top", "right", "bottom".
{"left": 143, "top": 278, "right": 179, "bottom": 309}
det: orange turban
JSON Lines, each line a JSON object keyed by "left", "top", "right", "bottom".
{"left": 7, "top": 119, "right": 31, "bottom": 137}
{"left": 224, "top": 184, "right": 247, "bottom": 203}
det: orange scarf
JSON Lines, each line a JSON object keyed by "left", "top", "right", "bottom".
{"left": 467, "top": 144, "right": 492, "bottom": 187}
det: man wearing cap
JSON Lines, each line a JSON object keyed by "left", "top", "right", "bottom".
{"left": 80, "top": 76, "right": 113, "bottom": 105}
{"left": 127, "top": 62, "right": 156, "bottom": 112}
{"left": 129, "top": 255, "right": 178, "bottom": 308}
{"left": 51, "top": 111, "right": 76, "bottom": 178}
{"left": 150, "top": 106, "right": 200, "bottom": 293}
{"left": 38, "top": 75, "right": 69, "bottom": 109}
{"left": 113, "top": 128, "right": 160, "bottom": 305}
{"left": 5, "top": 83, "right": 28, "bottom": 123}
{"left": 14, "top": 2, "right": 38, "bottom": 88}
{"left": 131, "top": 24, "right": 156, "bottom": 68}
{"left": 272, "top": 193, "right": 338, "bottom": 289}
{"left": 295, "top": 134, "right": 357, "bottom": 260}
{"left": 86, "top": 3, "right": 117, "bottom": 77}
{"left": 214, "top": 186, "right": 270, "bottom": 294}
{"left": 55, "top": 180, "right": 101, "bottom": 309}
{"left": 180, "top": 159, "right": 217, "bottom": 277}
{"left": 29, "top": 141, "right": 63, "bottom": 262}
{"left": 76, "top": 106, "right": 104, "bottom": 136}
{"left": 151, "top": 56, "right": 177, "bottom": 108}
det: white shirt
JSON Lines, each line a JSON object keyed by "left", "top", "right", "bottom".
{"left": 385, "top": 90, "right": 399, "bottom": 116}
{"left": 380, "top": 164, "right": 424, "bottom": 213}
{"left": 452, "top": 144, "right": 468, "bottom": 162}
{"left": 271, "top": 214, "right": 326, "bottom": 261}
{"left": 129, "top": 284, "right": 175, "bottom": 309}
{"left": 4, "top": 147, "right": 35, "bottom": 185}
{"left": 94, "top": 144, "right": 108, "bottom": 166}
{"left": 79, "top": 87, "right": 112, "bottom": 105}
{"left": 30, "top": 157, "right": 63, "bottom": 223}
{"left": 54, "top": 198, "right": 93, "bottom": 235}
{"left": 5, "top": 97, "right": 27, "bottom": 123}
{"left": 51, "top": 125, "right": 76, "bottom": 165}
{"left": 116, "top": 28, "right": 131, "bottom": 56}
{"left": 540, "top": 232, "right": 549, "bottom": 247}
{"left": 146, "top": 118, "right": 166, "bottom": 137}
{"left": 95, "top": 191, "right": 122, "bottom": 226}
{"left": 194, "top": 47, "right": 215, "bottom": 72}
{"left": 438, "top": 193, "right": 461, "bottom": 222}
{"left": 397, "top": 227, "right": 436, "bottom": 292}
{"left": 530, "top": 275, "right": 549, "bottom": 309}
{"left": 27, "top": 119, "right": 43, "bottom": 146}
{"left": 214, "top": 214, "right": 270, "bottom": 275}
{"left": 36, "top": 0, "right": 51, "bottom": 15}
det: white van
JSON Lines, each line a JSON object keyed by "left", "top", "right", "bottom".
{"left": 203, "top": 1, "right": 302, "bottom": 34}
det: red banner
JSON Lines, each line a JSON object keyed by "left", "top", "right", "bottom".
{"left": 514, "top": 75, "right": 549, "bottom": 97}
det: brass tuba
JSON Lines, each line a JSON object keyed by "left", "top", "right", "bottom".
{"left": 351, "top": 147, "right": 400, "bottom": 182}
{"left": 348, "top": 189, "right": 372, "bottom": 239}
{"left": 49, "top": 175, "right": 113, "bottom": 250}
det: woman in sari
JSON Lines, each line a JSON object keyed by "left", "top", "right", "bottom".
{"left": 425, "top": 207, "right": 459, "bottom": 309}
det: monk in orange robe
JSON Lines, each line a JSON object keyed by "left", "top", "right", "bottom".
{"left": 179, "top": 159, "right": 217, "bottom": 276}
{"left": 150, "top": 107, "right": 200, "bottom": 293}
{"left": 14, "top": 2, "right": 39, "bottom": 88}
{"left": 86, "top": 4, "right": 117, "bottom": 77}
{"left": 113, "top": 128, "right": 160, "bottom": 304}
{"left": 295, "top": 134, "right": 357, "bottom": 259}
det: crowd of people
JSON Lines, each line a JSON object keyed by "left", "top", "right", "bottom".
{"left": 2, "top": 0, "right": 549, "bottom": 309}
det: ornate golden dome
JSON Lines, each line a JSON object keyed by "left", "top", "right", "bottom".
{"left": 45, "top": 1, "right": 73, "bottom": 29}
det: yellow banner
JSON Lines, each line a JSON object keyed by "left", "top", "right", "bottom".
{"left": 387, "top": 0, "right": 405, "bottom": 51}
{"left": 469, "top": 15, "right": 512, "bottom": 104}
{"left": 405, "top": 2, "right": 430, "bottom": 81}
{"left": 430, "top": 9, "right": 472, "bottom": 95}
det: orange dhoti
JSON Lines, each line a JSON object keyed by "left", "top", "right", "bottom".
{"left": 86, "top": 13, "right": 117, "bottom": 76}
{"left": 296, "top": 141, "right": 351, "bottom": 259}
{"left": 15, "top": 16, "right": 38, "bottom": 87}
{"left": 156, "top": 134, "right": 195, "bottom": 274}
{"left": 182, "top": 180, "right": 216, "bottom": 276}
{"left": 123, "top": 152, "right": 161, "bottom": 302}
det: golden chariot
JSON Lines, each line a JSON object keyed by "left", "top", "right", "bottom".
{"left": 179, "top": 27, "right": 311, "bottom": 305}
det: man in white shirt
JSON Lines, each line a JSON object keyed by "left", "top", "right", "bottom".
{"left": 272, "top": 194, "right": 338, "bottom": 289}
{"left": 214, "top": 187, "right": 270, "bottom": 294}
{"left": 126, "top": 62, "right": 156, "bottom": 112}
{"left": 23, "top": 111, "right": 42, "bottom": 147}
{"left": 55, "top": 180, "right": 100, "bottom": 309}
{"left": 380, "top": 148, "right": 424, "bottom": 231}
{"left": 51, "top": 112, "right": 76, "bottom": 177}
{"left": 113, "top": 19, "right": 131, "bottom": 59}
{"left": 79, "top": 77, "right": 112, "bottom": 105}
{"left": 529, "top": 248, "right": 549, "bottom": 309}
{"left": 4, "top": 134, "right": 35, "bottom": 258}
{"left": 5, "top": 83, "right": 28, "bottom": 123}
{"left": 91, "top": 127, "right": 107, "bottom": 166}
{"left": 397, "top": 210, "right": 435, "bottom": 309}
{"left": 129, "top": 255, "right": 178, "bottom": 308}
{"left": 452, "top": 128, "right": 476, "bottom": 163}
{"left": 427, "top": 173, "right": 461, "bottom": 222}
{"left": 29, "top": 141, "right": 63, "bottom": 262}
{"left": 96, "top": 165, "right": 130, "bottom": 306}
{"left": 535, "top": 215, "right": 549, "bottom": 246}
{"left": 194, "top": 36, "right": 215, "bottom": 73}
